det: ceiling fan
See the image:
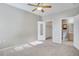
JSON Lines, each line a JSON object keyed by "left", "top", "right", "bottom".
{"left": 27, "top": 3, "right": 52, "bottom": 13}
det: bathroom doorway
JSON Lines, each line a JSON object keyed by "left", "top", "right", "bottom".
{"left": 62, "top": 18, "right": 74, "bottom": 46}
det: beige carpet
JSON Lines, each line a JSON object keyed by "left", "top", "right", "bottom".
{"left": 0, "top": 39, "right": 79, "bottom": 56}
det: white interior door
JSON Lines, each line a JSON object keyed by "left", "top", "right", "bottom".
{"left": 38, "top": 21, "right": 46, "bottom": 40}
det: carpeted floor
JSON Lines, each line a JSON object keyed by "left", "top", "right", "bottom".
{"left": 0, "top": 39, "right": 79, "bottom": 56}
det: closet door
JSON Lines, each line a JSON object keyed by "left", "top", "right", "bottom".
{"left": 38, "top": 21, "right": 46, "bottom": 40}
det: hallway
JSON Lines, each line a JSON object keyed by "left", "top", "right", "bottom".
{"left": 0, "top": 39, "right": 79, "bottom": 56}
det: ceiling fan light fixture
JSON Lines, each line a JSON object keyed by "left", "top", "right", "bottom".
{"left": 27, "top": 3, "right": 52, "bottom": 13}
{"left": 37, "top": 7, "right": 42, "bottom": 10}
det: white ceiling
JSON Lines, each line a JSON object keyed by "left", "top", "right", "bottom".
{"left": 7, "top": 3, "right": 79, "bottom": 16}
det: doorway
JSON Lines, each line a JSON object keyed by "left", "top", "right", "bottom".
{"left": 37, "top": 21, "right": 53, "bottom": 42}
{"left": 62, "top": 19, "right": 74, "bottom": 46}
{"left": 46, "top": 21, "right": 52, "bottom": 41}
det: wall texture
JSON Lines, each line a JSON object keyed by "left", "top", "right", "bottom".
{"left": 73, "top": 15, "right": 79, "bottom": 49}
{"left": 0, "top": 4, "right": 41, "bottom": 49}
{"left": 53, "top": 18, "right": 62, "bottom": 43}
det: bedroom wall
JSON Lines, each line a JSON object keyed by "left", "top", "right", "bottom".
{"left": 73, "top": 15, "right": 79, "bottom": 50}
{"left": 0, "top": 4, "right": 41, "bottom": 49}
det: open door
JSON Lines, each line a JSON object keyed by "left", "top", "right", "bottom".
{"left": 38, "top": 21, "right": 46, "bottom": 40}
{"left": 61, "top": 19, "right": 74, "bottom": 46}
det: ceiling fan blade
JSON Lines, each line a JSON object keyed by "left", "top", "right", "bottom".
{"left": 32, "top": 8, "right": 37, "bottom": 12}
{"left": 41, "top": 9, "right": 44, "bottom": 13}
{"left": 27, "top": 4, "right": 38, "bottom": 7}
{"left": 28, "top": 3, "right": 52, "bottom": 8}
{"left": 41, "top": 6, "right": 52, "bottom": 8}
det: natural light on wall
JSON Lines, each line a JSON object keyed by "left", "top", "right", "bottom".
{"left": 68, "top": 18, "right": 74, "bottom": 24}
